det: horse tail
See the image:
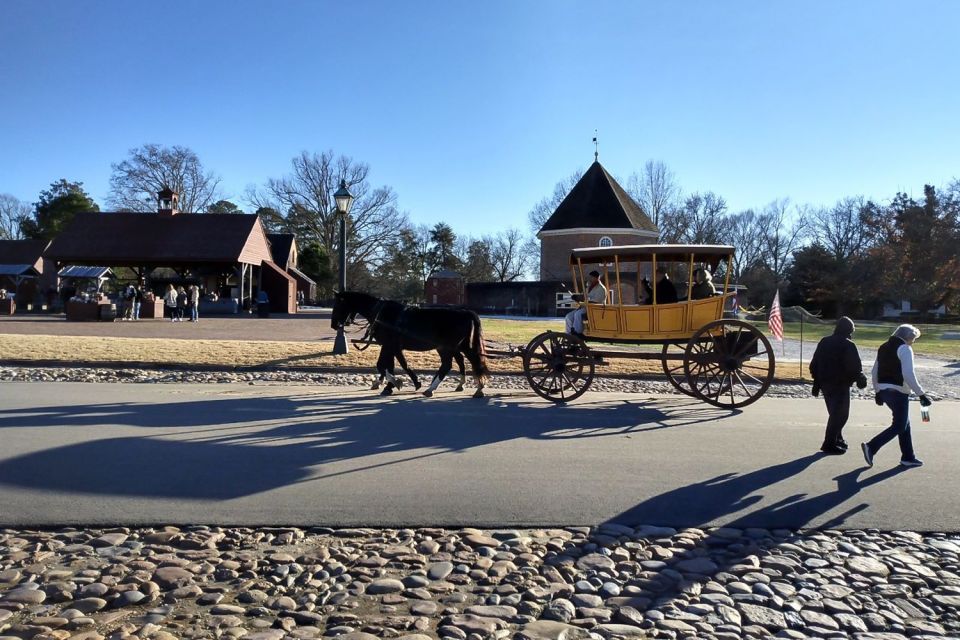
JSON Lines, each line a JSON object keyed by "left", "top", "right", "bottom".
{"left": 471, "top": 312, "right": 491, "bottom": 382}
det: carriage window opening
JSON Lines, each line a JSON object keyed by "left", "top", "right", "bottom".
{"left": 599, "top": 236, "right": 613, "bottom": 247}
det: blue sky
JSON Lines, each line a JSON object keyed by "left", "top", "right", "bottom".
{"left": 1, "top": 1, "right": 957, "bottom": 236}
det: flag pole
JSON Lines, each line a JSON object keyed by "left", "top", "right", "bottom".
{"left": 800, "top": 310, "right": 804, "bottom": 380}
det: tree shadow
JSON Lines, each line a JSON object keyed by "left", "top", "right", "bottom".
{"left": 0, "top": 390, "right": 733, "bottom": 501}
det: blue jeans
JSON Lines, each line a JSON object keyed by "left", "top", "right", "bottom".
{"left": 867, "top": 389, "right": 916, "bottom": 461}
{"left": 190, "top": 304, "right": 198, "bottom": 322}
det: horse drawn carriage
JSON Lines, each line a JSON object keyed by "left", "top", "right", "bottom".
{"left": 332, "top": 244, "right": 775, "bottom": 409}
{"left": 521, "top": 244, "right": 775, "bottom": 408}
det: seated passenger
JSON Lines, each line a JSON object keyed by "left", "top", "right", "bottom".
{"left": 690, "top": 268, "right": 717, "bottom": 300}
{"left": 565, "top": 270, "right": 607, "bottom": 337}
{"left": 656, "top": 272, "right": 679, "bottom": 304}
{"left": 641, "top": 277, "right": 654, "bottom": 304}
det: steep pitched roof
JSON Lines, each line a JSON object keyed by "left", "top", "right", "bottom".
{"left": 267, "top": 233, "right": 296, "bottom": 268}
{"left": 0, "top": 239, "right": 50, "bottom": 269}
{"left": 46, "top": 212, "right": 267, "bottom": 266}
{"left": 539, "top": 161, "right": 657, "bottom": 233}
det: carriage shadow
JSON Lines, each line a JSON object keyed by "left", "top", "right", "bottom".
{"left": 0, "top": 388, "right": 731, "bottom": 501}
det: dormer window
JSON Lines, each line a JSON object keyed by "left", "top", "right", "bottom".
{"left": 599, "top": 236, "right": 613, "bottom": 247}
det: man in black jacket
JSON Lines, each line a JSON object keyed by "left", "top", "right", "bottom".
{"left": 809, "top": 316, "right": 868, "bottom": 454}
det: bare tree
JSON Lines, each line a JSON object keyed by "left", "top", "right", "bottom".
{"left": 812, "top": 196, "right": 878, "bottom": 261}
{"left": 108, "top": 144, "right": 222, "bottom": 213}
{"left": 490, "top": 229, "right": 531, "bottom": 282}
{"left": 626, "top": 160, "right": 681, "bottom": 230}
{"left": 757, "top": 199, "right": 809, "bottom": 279}
{"left": 658, "top": 191, "right": 728, "bottom": 244}
{"left": 247, "top": 151, "right": 408, "bottom": 289}
{"left": 0, "top": 194, "right": 30, "bottom": 240}
{"left": 527, "top": 169, "right": 584, "bottom": 233}
{"left": 725, "top": 209, "right": 766, "bottom": 279}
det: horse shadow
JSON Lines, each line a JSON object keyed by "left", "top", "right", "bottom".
{"left": 0, "top": 388, "right": 733, "bottom": 502}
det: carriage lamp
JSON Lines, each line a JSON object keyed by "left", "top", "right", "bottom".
{"left": 332, "top": 180, "right": 354, "bottom": 355}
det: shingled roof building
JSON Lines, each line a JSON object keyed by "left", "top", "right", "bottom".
{"left": 45, "top": 190, "right": 298, "bottom": 313}
{"left": 0, "top": 239, "right": 55, "bottom": 309}
{"left": 538, "top": 161, "right": 658, "bottom": 284}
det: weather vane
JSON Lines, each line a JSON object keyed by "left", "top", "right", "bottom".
{"left": 593, "top": 129, "right": 599, "bottom": 162}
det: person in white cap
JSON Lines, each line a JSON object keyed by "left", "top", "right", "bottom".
{"left": 565, "top": 270, "right": 606, "bottom": 337}
{"left": 861, "top": 324, "right": 933, "bottom": 468}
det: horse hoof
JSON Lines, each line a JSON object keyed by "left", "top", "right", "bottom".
{"left": 472, "top": 389, "right": 485, "bottom": 399}
{"left": 380, "top": 387, "right": 394, "bottom": 396}
{"left": 423, "top": 390, "right": 433, "bottom": 398}
{"left": 414, "top": 382, "right": 422, "bottom": 390}
{"left": 395, "top": 380, "right": 404, "bottom": 390}
{"left": 370, "top": 383, "right": 380, "bottom": 391}
{"left": 456, "top": 385, "right": 464, "bottom": 392}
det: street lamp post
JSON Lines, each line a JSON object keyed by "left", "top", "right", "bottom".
{"left": 332, "top": 179, "right": 354, "bottom": 355}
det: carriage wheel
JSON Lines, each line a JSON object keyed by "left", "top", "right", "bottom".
{"left": 523, "top": 331, "right": 595, "bottom": 403}
{"left": 683, "top": 320, "right": 775, "bottom": 409}
{"left": 661, "top": 342, "right": 696, "bottom": 397}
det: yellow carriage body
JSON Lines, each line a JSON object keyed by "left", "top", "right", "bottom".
{"left": 569, "top": 244, "right": 735, "bottom": 342}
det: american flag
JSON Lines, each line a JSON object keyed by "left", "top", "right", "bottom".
{"left": 768, "top": 290, "right": 784, "bottom": 341}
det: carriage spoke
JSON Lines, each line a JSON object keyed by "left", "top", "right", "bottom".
{"left": 734, "top": 370, "right": 754, "bottom": 397}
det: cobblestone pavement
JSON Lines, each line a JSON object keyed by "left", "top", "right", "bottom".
{"left": 1, "top": 525, "right": 958, "bottom": 640}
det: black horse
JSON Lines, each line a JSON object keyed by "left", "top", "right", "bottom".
{"left": 331, "top": 291, "right": 490, "bottom": 398}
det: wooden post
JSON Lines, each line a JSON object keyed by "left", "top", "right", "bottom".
{"left": 651, "top": 254, "right": 657, "bottom": 306}
{"left": 800, "top": 311, "right": 804, "bottom": 380}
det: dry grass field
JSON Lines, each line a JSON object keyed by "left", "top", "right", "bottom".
{"left": 0, "top": 329, "right": 801, "bottom": 382}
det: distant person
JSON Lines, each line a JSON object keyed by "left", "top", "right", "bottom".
{"left": 653, "top": 271, "right": 678, "bottom": 304}
{"left": 564, "top": 270, "right": 606, "bottom": 337}
{"left": 176, "top": 286, "right": 188, "bottom": 322}
{"left": 132, "top": 285, "right": 143, "bottom": 321}
{"left": 809, "top": 317, "right": 868, "bottom": 454}
{"left": 123, "top": 285, "right": 135, "bottom": 320}
{"left": 189, "top": 285, "right": 200, "bottom": 322}
{"left": 163, "top": 284, "right": 178, "bottom": 321}
{"left": 690, "top": 269, "right": 716, "bottom": 300}
{"left": 862, "top": 324, "right": 932, "bottom": 469}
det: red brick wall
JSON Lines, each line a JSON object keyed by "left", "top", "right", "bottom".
{"left": 540, "top": 232, "right": 654, "bottom": 283}
{"left": 425, "top": 277, "right": 464, "bottom": 305}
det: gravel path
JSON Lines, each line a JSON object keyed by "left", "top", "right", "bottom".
{"left": 1, "top": 364, "right": 956, "bottom": 400}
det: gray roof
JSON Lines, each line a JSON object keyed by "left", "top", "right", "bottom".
{"left": 0, "top": 264, "right": 39, "bottom": 277}
{"left": 59, "top": 266, "right": 112, "bottom": 279}
{"left": 540, "top": 162, "right": 657, "bottom": 233}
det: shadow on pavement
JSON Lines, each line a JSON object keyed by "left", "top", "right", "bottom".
{"left": 0, "top": 390, "right": 732, "bottom": 500}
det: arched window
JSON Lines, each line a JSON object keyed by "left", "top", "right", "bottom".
{"left": 598, "top": 236, "right": 613, "bottom": 247}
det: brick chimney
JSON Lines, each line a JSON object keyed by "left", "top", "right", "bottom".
{"left": 157, "top": 187, "right": 179, "bottom": 215}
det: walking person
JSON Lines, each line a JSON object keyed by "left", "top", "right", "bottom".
{"left": 808, "top": 317, "right": 868, "bottom": 454}
{"left": 132, "top": 284, "right": 143, "bottom": 321}
{"left": 176, "top": 286, "right": 188, "bottom": 322}
{"left": 862, "top": 324, "right": 933, "bottom": 468}
{"left": 163, "top": 284, "right": 178, "bottom": 321}
{"left": 189, "top": 285, "right": 200, "bottom": 322}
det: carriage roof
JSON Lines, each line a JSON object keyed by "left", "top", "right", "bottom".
{"left": 569, "top": 244, "right": 735, "bottom": 266}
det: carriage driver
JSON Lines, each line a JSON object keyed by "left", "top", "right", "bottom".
{"left": 565, "top": 270, "right": 607, "bottom": 337}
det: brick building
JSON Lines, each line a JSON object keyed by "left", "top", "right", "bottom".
{"left": 538, "top": 161, "right": 658, "bottom": 294}
{"left": 425, "top": 269, "right": 465, "bottom": 305}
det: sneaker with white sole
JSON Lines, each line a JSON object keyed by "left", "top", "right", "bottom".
{"left": 861, "top": 443, "right": 873, "bottom": 467}
{"left": 900, "top": 458, "right": 924, "bottom": 468}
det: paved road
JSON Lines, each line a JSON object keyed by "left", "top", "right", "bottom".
{"left": 0, "top": 382, "right": 957, "bottom": 531}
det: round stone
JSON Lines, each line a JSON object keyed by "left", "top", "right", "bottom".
{"left": 367, "top": 578, "right": 405, "bottom": 595}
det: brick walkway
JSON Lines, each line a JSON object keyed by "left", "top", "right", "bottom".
{"left": 0, "top": 309, "right": 354, "bottom": 342}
